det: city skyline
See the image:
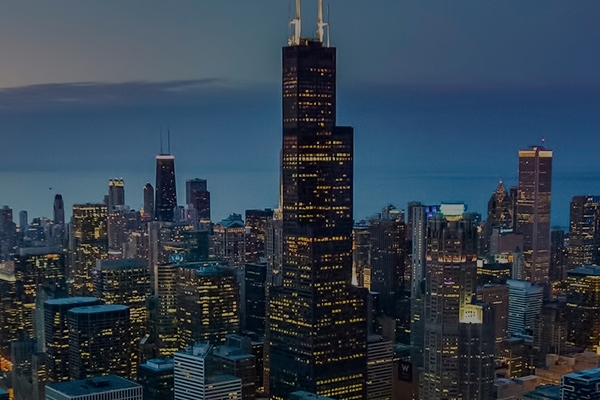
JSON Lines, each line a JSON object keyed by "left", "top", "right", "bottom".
{"left": 0, "top": 1, "right": 599, "bottom": 226}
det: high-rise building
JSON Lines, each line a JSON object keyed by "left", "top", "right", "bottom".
{"left": 565, "top": 265, "right": 600, "bottom": 352}
{"left": 352, "top": 224, "right": 370, "bottom": 288}
{"left": 185, "top": 179, "right": 207, "bottom": 205}
{"left": 561, "top": 367, "right": 600, "bottom": 400}
{"left": 533, "top": 300, "right": 567, "bottom": 366}
{"left": 477, "top": 284, "right": 509, "bottom": 353}
{"left": 155, "top": 154, "right": 177, "bottom": 222}
{"left": 19, "top": 210, "right": 28, "bottom": 233}
{"left": 369, "top": 205, "right": 406, "bottom": 319}
{"left": 46, "top": 375, "right": 143, "bottom": 400}
{"left": 213, "top": 214, "right": 247, "bottom": 268}
{"left": 93, "top": 259, "right": 151, "bottom": 373}
{"left": 568, "top": 195, "right": 600, "bottom": 269}
{"left": 177, "top": 261, "right": 240, "bottom": 347}
{"left": 108, "top": 178, "right": 125, "bottom": 213}
{"left": 213, "top": 335, "right": 257, "bottom": 400}
{"left": 67, "top": 304, "right": 131, "bottom": 380}
{"left": 138, "top": 358, "right": 174, "bottom": 400}
{"left": 507, "top": 279, "right": 543, "bottom": 337}
{"left": 44, "top": 297, "right": 101, "bottom": 383}
{"left": 420, "top": 204, "right": 495, "bottom": 400}
{"left": 550, "top": 228, "right": 567, "bottom": 281}
{"left": 366, "top": 335, "right": 393, "bottom": 400}
{"left": 0, "top": 206, "right": 17, "bottom": 260}
{"left": 71, "top": 204, "right": 108, "bottom": 296}
{"left": 516, "top": 146, "right": 553, "bottom": 284}
{"left": 244, "top": 261, "right": 267, "bottom": 336}
{"left": 245, "top": 209, "right": 273, "bottom": 264}
{"left": 143, "top": 183, "right": 155, "bottom": 220}
{"left": 53, "top": 195, "right": 65, "bottom": 226}
{"left": 267, "top": 3, "right": 366, "bottom": 399}
{"left": 173, "top": 342, "right": 242, "bottom": 400}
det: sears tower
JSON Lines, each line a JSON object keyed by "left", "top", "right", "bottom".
{"left": 268, "top": 1, "right": 366, "bottom": 399}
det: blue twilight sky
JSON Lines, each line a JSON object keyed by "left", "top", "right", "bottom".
{"left": 0, "top": 0, "right": 599, "bottom": 227}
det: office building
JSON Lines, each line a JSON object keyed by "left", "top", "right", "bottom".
{"left": 507, "top": 279, "right": 543, "bottom": 336}
{"left": 71, "top": 204, "right": 108, "bottom": 296}
{"left": 561, "top": 367, "right": 600, "bottom": 400}
{"left": 143, "top": 183, "right": 155, "bottom": 220}
{"left": 46, "top": 375, "right": 142, "bottom": 400}
{"left": 19, "top": 210, "right": 28, "bottom": 232}
{"left": 369, "top": 205, "right": 406, "bottom": 318}
{"left": 516, "top": 146, "right": 553, "bottom": 284}
{"left": 477, "top": 284, "right": 509, "bottom": 353}
{"left": 565, "top": 265, "right": 600, "bottom": 351}
{"left": 173, "top": 342, "right": 242, "bottom": 400}
{"left": 213, "top": 214, "right": 246, "bottom": 268}
{"left": 44, "top": 297, "right": 101, "bottom": 384}
{"left": 53, "top": 195, "right": 65, "bottom": 226}
{"left": 533, "top": 300, "right": 567, "bottom": 366}
{"left": 366, "top": 335, "right": 393, "bottom": 400}
{"left": 186, "top": 179, "right": 211, "bottom": 229}
{"left": 352, "top": 224, "right": 370, "bottom": 288}
{"left": 549, "top": 228, "right": 567, "bottom": 281}
{"left": 289, "top": 392, "right": 335, "bottom": 400}
{"left": 68, "top": 304, "right": 131, "bottom": 379}
{"left": 245, "top": 209, "right": 273, "bottom": 264}
{"left": 0, "top": 206, "right": 17, "bottom": 260}
{"left": 138, "top": 358, "right": 174, "bottom": 400}
{"left": 244, "top": 261, "right": 267, "bottom": 336}
{"left": 93, "top": 259, "right": 151, "bottom": 373}
{"left": 267, "top": 4, "right": 367, "bottom": 398}
{"left": 155, "top": 154, "right": 177, "bottom": 222}
{"left": 108, "top": 178, "right": 125, "bottom": 213}
{"left": 420, "top": 204, "right": 494, "bottom": 400}
{"left": 213, "top": 335, "right": 257, "bottom": 400}
{"left": 177, "top": 261, "right": 239, "bottom": 346}
{"left": 486, "top": 179, "right": 515, "bottom": 252}
{"left": 568, "top": 195, "right": 600, "bottom": 269}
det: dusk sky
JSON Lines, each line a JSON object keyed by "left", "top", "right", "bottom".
{"left": 1, "top": 0, "right": 599, "bottom": 227}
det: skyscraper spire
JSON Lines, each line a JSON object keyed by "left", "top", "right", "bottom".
{"left": 289, "top": 0, "right": 302, "bottom": 45}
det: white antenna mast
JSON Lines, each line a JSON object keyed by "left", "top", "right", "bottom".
{"left": 289, "top": 0, "right": 302, "bottom": 45}
{"left": 317, "top": 0, "right": 328, "bottom": 44}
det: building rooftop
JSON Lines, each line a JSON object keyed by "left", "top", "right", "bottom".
{"left": 45, "top": 297, "right": 98, "bottom": 306}
{"left": 46, "top": 375, "right": 140, "bottom": 397}
{"left": 289, "top": 391, "right": 335, "bottom": 400}
{"left": 69, "top": 304, "right": 128, "bottom": 314}
{"left": 568, "top": 265, "right": 600, "bottom": 277}
{"left": 564, "top": 366, "right": 600, "bottom": 381}
{"left": 522, "top": 384, "right": 560, "bottom": 400}
{"left": 95, "top": 258, "right": 147, "bottom": 270}
{"left": 140, "top": 358, "right": 174, "bottom": 371}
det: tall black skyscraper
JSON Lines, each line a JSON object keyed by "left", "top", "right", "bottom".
{"left": 143, "top": 183, "right": 155, "bottom": 220}
{"left": 155, "top": 154, "right": 177, "bottom": 222}
{"left": 53, "top": 194, "right": 65, "bottom": 226}
{"left": 268, "top": 2, "right": 366, "bottom": 399}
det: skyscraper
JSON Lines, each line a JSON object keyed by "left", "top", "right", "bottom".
{"left": 46, "top": 376, "right": 143, "bottom": 400}
{"left": 108, "top": 178, "right": 125, "bottom": 213}
{"left": 176, "top": 261, "right": 240, "bottom": 347}
{"left": 420, "top": 204, "right": 495, "bottom": 400}
{"left": 568, "top": 195, "right": 600, "bottom": 269}
{"left": 155, "top": 154, "right": 177, "bottom": 222}
{"left": 268, "top": 3, "right": 366, "bottom": 398}
{"left": 44, "top": 297, "right": 101, "bottom": 383}
{"left": 143, "top": 183, "right": 155, "bottom": 220}
{"left": 507, "top": 279, "right": 543, "bottom": 337}
{"left": 67, "top": 304, "right": 131, "bottom": 380}
{"left": 53, "top": 195, "right": 65, "bottom": 225}
{"left": 516, "top": 146, "right": 553, "bottom": 284}
{"left": 71, "top": 204, "right": 108, "bottom": 296}
{"left": 173, "top": 342, "right": 242, "bottom": 400}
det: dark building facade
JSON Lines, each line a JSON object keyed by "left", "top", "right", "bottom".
{"left": 268, "top": 6, "right": 366, "bottom": 399}
{"left": 568, "top": 195, "right": 600, "bottom": 269}
{"left": 67, "top": 305, "right": 131, "bottom": 380}
{"left": 155, "top": 155, "right": 177, "bottom": 222}
{"left": 516, "top": 146, "right": 553, "bottom": 284}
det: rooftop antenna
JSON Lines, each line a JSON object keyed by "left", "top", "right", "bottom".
{"left": 317, "top": 0, "right": 329, "bottom": 44}
{"left": 160, "top": 125, "right": 164, "bottom": 154}
{"left": 289, "top": 0, "right": 301, "bottom": 46}
{"left": 168, "top": 128, "right": 171, "bottom": 154}
{"left": 327, "top": 4, "right": 330, "bottom": 47}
